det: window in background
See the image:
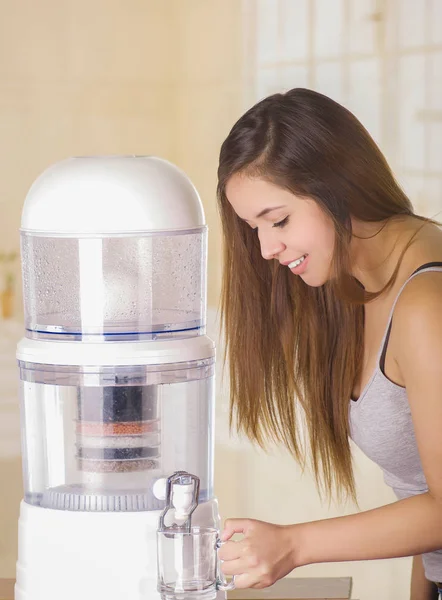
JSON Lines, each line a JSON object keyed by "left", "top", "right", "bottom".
{"left": 243, "top": 0, "right": 442, "bottom": 218}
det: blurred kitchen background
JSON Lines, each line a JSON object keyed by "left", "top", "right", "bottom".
{"left": 0, "top": 2, "right": 441, "bottom": 599}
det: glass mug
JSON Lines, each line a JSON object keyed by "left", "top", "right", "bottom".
{"left": 157, "top": 526, "right": 236, "bottom": 599}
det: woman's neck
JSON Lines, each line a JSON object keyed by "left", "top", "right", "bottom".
{"left": 349, "top": 215, "right": 428, "bottom": 292}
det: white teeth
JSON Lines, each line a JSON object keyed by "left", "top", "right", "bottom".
{"left": 288, "top": 255, "right": 306, "bottom": 269}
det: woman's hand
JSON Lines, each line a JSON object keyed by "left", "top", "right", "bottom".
{"left": 218, "top": 518, "right": 299, "bottom": 589}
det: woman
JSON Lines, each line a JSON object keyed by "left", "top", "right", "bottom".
{"left": 216, "top": 88, "right": 442, "bottom": 600}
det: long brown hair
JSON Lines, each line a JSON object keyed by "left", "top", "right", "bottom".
{"left": 217, "top": 88, "right": 428, "bottom": 501}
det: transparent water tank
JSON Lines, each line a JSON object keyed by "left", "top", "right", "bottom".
{"left": 18, "top": 357, "right": 215, "bottom": 511}
{"left": 21, "top": 230, "right": 207, "bottom": 340}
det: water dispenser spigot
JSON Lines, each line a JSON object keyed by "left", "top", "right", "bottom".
{"left": 158, "top": 471, "right": 200, "bottom": 533}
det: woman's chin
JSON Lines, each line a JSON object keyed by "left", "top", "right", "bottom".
{"left": 298, "top": 270, "right": 329, "bottom": 287}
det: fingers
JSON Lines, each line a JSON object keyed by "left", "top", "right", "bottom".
{"left": 233, "top": 570, "right": 276, "bottom": 590}
{"left": 219, "top": 540, "right": 260, "bottom": 573}
{"left": 229, "top": 572, "right": 255, "bottom": 589}
{"left": 217, "top": 518, "right": 287, "bottom": 590}
{"left": 220, "top": 558, "right": 261, "bottom": 589}
{"left": 218, "top": 540, "right": 240, "bottom": 561}
{"left": 221, "top": 518, "right": 251, "bottom": 541}
{"left": 220, "top": 557, "right": 243, "bottom": 576}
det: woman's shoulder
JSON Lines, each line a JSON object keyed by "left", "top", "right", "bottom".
{"left": 400, "top": 265, "right": 442, "bottom": 301}
{"left": 393, "top": 265, "right": 442, "bottom": 351}
{"left": 395, "top": 220, "right": 442, "bottom": 310}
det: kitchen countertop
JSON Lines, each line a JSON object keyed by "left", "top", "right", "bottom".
{"left": 227, "top": 577, "right": 352, "bottom": 599}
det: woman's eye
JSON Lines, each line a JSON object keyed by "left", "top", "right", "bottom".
{"left": 273, "top": 216, "right": 289, "bottom": 228}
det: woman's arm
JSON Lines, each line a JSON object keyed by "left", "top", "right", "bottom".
{"left": 291, "top": 492, "right": 442, "bottom": 566}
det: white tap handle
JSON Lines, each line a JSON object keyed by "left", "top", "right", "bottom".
{"left": 172, "top": 484, "right": 195, "bottom": 522}
{"left": 152, "top": 478, "right": 167, "bottom": 501}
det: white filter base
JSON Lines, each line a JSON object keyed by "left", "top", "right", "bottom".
{"left": 16, "top": 499, "right": 226, "bottom": 600}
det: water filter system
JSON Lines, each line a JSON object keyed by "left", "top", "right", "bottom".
{"left": 15, "top": 156, "right": 224, "bottom": 600}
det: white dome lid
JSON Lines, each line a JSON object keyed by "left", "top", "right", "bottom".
{"left": 21, "top": 156, "right": 205, "bottom": 235}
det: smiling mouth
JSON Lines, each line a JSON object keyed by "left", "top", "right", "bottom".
{"left": 288, "top": 255, "right": 307, "bottom": 269}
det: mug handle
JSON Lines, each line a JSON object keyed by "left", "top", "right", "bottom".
{"left": 215, "top": 538, "right": 236, "bottom": 592}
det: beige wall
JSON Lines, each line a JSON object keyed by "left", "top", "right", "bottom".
{"left": 172, "top": 2, "right": 245, "bottom": 304}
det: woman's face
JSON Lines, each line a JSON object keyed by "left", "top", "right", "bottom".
{"left": 225, "top": 174, "right": 336, "bottom": 287}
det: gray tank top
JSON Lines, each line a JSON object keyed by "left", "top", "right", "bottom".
{"left": 349, "top": 263, "right": 442, "bottom": 582}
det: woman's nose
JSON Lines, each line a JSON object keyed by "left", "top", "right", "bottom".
{"left": 259, "top": 233, "right": 285, "bottom": 261}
